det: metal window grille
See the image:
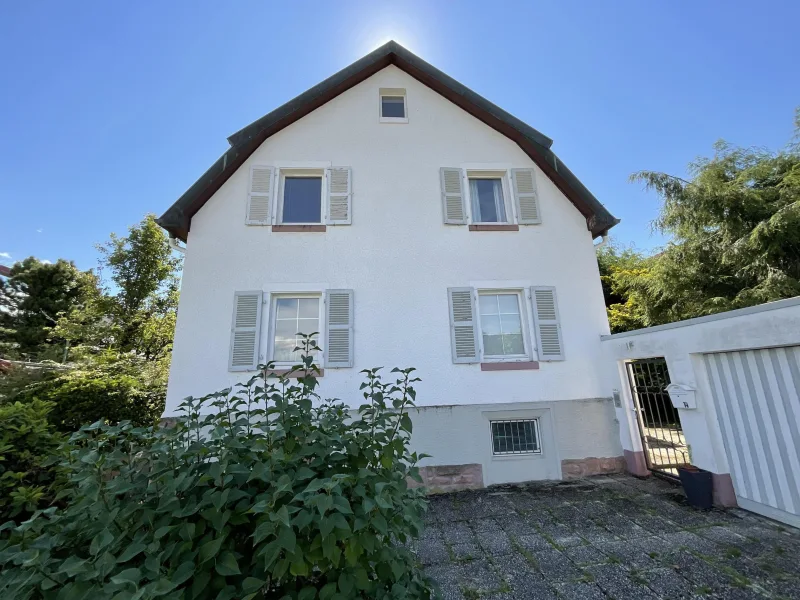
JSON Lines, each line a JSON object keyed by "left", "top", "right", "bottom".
{"left": 490, "top": 419, "right": 541, "bottom": 455}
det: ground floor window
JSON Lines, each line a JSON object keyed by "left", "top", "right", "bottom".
{"left": 490, "top": 419, "right": 541, "bottom": 455}
{"left": 478, "top": 292, "right": 528, "bottom": 359}
{"left": 271, "top": 295, "right": 321, "bottom": 363}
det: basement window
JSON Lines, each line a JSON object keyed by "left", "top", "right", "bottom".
{"left": 379, "top": 88, "right": 408, "bottom": 123}
{"left": 490, "top": 419, "right": 541, "bottom": 455}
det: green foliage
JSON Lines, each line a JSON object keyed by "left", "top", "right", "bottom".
{"left": 0, "top": 339, "right": 433, "bottom": 599}
{"left": 12, "top": 352, "right": 166, "bottom": 432}
{"left": 596, "top": 242, "right": 650, "bottom": 333}
{"left": 626, "top": 112, "right": 800, "bottom": 325}
{"left": 0, "top": 258, "right": 94, "bottom": 360}
{"left": 0, "top": 400, "right": 64, "bottom": 521}
{"left": 599, "top": 110, "right": 800, "bottom": 333}
{"left": 97, "top": 213, "right": 182, "bottom": 358}
{"left": 0, "top": 214, "right": 183, "bottom": 431}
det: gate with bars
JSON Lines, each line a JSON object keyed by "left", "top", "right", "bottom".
{"left": 626, "top": 358, "right": 690, "bottom": 478}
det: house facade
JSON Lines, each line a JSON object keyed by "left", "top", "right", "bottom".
{"left": 159, "top": 42, "right": 623, "bottom": 488}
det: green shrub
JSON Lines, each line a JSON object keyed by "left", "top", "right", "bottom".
{"left": 0, "top": 399, "right": 64, "bottom": 521}
{"left": 0, "top": 338, "right": 433, "bottom": 599}
{"left": 12, "top": 368, "right": 164, "bottom": 432}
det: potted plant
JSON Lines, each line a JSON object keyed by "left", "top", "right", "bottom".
{"left": 677, "top": 465, "right": 713, "bottom": 509}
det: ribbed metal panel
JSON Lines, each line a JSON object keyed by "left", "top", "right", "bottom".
{"left": 704, "top": 346, "right": 800, "bottom": 526}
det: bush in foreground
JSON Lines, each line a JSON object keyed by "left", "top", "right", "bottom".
{"left": 0, "top": 338, "right": 432, "bottom": 599}
{"left": 0, "top": 399, "right": 65, "bottom": 521}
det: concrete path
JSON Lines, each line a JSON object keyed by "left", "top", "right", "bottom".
{"left": 418, "top": 474, "right": 800, "bottom": 599}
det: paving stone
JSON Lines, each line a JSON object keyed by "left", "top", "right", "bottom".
{"left": 421, "top": 476, "right": 799, "bottom": 600}
{"left": 553, "top": 581, "right": 608, "bottom": 599}
{"left": 498, "top": 513, "right": 539, "bottom": 537}
{"left": 594, "top": 541, "right": 651, "bottom": 570}
{"left": 425, "top": 563, "right": 465, "bottom": 600}
{"left": 549, "top": 504, "right": 582, "bottom": 523}
{"left": 659, "top": 530, "right": 721, "bottom": 555}
{"left": 531, "top": 548, "right": 586, "bottom": 582}
{"left": 594, "top": 516, "right": 650, "bottom": 539}
{"left": 419, "top": 523, "right": 444, "bottom": 540}
{"left": 639, "top": 567, "right": 696, "bottom": 599}
{"left": 456, "top": 559, "right": 504, "bottom": 594}
{"left": 659, "top": 549, "right": 736, "bottom": 588}
{"left": 506, "top": 492, "right": 543, "bottom": 512}
{"left": 536, "top": 521, "right": 585, "bottom": 547}
{"left": 443, "top": 521, "right": 476, "bottom": 545}
{"left": 451, "top": 541, "right": 483, "bottom": 561}
{"left": 491, "top": 551, "right": 536, "bottom": 578}
{"left": 475, "top": 528, "right": 515, "bottom": 555}
{"left": 579, "top": 521, "right": 622, "bottom": 544}
{"left": 631, "top": 514, "right": 683, "bottom": 535}
{"left": 631, "top": 535, "right": 676, "bottom": 564}
{"left": 586, "top": 563, "right": 660, "bottom": 598}
{"left": 472, "top": 517, "right": 503, "bottom": 532}
{"left": 563, "top": 543, "right": 608, "bottom": 566}
{"left": 427, "top": 495, "right": 459, "bottom": 523}
{"left": 515, "top": 533, "right": 554, "bottom": 552}
{"left": 416, "top": 536, "right": 450, "bottom": 565}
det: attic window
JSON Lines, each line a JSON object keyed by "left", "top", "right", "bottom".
{"left": 379, "top": 88, "right": 407, "bottom": 123}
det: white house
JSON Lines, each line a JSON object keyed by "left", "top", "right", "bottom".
{"left": 158, "top": 42, "right": 623, "bottom": 489}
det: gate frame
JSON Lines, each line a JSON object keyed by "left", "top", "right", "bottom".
{"left": 625, "top": 357, "right": 689, "bottom": 480}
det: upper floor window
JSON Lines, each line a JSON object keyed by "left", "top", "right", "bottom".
{"left": 469, "top": 177, "right": 507, "bottom": 223}
{"left": 279, "top": 170, "right": 324, "bottom": 224}
{"left": 379, "top": 88, "right": 408, "bottom": 123}
{"left": 246, "top": 165, "right": 352, "bottom": 227}
{"left": 440, "top": 167, "right": 541, "bottom": 227}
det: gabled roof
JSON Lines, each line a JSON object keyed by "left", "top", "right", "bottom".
{"left": 158, "top": 41, "right": 618, "bottom": 241}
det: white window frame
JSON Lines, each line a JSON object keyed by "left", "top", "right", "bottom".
{"left": 475, "top": 288, "right": 533, "bottom": 363}
{"left": 379, "top": 88, "right": 408, "bottom": 123}
{"left": 265, "top": 292, "right": 325, "bottom": 367}
{"left": 465, "top": 170, "right": 514, "bottom": 225}
{"left": 490, "top": 418, "right": 542, "bottom": 456}
{"left": 274, "top": 167, "right": 327, "bottom": 225}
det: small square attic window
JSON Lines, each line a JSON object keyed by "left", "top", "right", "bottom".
{"left": 379, "top": 88, "right": 407, "bottom": 122}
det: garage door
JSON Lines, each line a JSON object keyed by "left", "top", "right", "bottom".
{"left": 703, "top": 346, "right": 800, "bottom": 527}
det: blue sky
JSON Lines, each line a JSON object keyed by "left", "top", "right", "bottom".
{"left": 1, "top": 0, "right": 798, "bottom": 270}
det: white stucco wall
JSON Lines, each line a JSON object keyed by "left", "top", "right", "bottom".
{"left": 166, "top": 65, "right": 616, "bottom": 446}
{"left": 600, "top": 297, "right": 800, "bottom": 476}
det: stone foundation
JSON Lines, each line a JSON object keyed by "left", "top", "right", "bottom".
{"left": 409, "top": 463, "right": 484, "bottom": 493}
{"left": 623, "top": 449, "right": 650, "bottom": 477}
{"left": 561, "top": 456, "right": 626, "bottom": 479}
{"left": 712, "top": 472, "right": 738, "bottom": 507}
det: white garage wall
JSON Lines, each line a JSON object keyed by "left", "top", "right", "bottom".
{"left": 601, "top": 296, "right": 800, "bottom": 521}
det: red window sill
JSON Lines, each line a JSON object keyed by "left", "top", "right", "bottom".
{"left": 480, "top": 361, "right": 539, "bottom": 371}
{"left": 263, "top": 369, "right": 324, "bottom": 378}
{"left": 469, "top": 224, "right": 519, "bottom": 232}
{"left": 272, "top": 225, "right": 327, "bottom": 232}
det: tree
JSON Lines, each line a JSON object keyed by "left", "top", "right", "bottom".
{"left": 596, "top": 242, "right": 650, "bottom": 333}
{"left": 55, "top": 214, "right": 182, "bottom": 362}
{"left": 621, "top": 109, "right": 800, "bottom": 327}
{"left": 0, "top": 258, "right": 94, "bottom": 360}
{"left": 97, "top": 214, "right": 183, "bottom": 358}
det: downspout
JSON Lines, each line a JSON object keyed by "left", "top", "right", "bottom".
{"left": 593, "top": 234, "right": 609, "bottom": 249}
{"left": 169, "top": 234, "right": 186, "bottom": 254}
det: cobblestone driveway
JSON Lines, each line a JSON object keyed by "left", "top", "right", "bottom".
{"left": 417, "top": 474, "right": 800, "bottom": 599}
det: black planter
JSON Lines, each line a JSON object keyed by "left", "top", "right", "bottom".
{"left": 678, "top": 467, "right": 713, "bottom": 509}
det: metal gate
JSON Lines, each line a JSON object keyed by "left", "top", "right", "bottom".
{"left": 703, "top": 347, "right": 800, "bottom": 527}
{"left": 626, "top": 358, "right": 690, "bottom": 478}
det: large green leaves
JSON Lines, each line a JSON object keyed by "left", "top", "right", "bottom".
{"left": 0, "top": 356, "right": 433, "bottom": 599}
